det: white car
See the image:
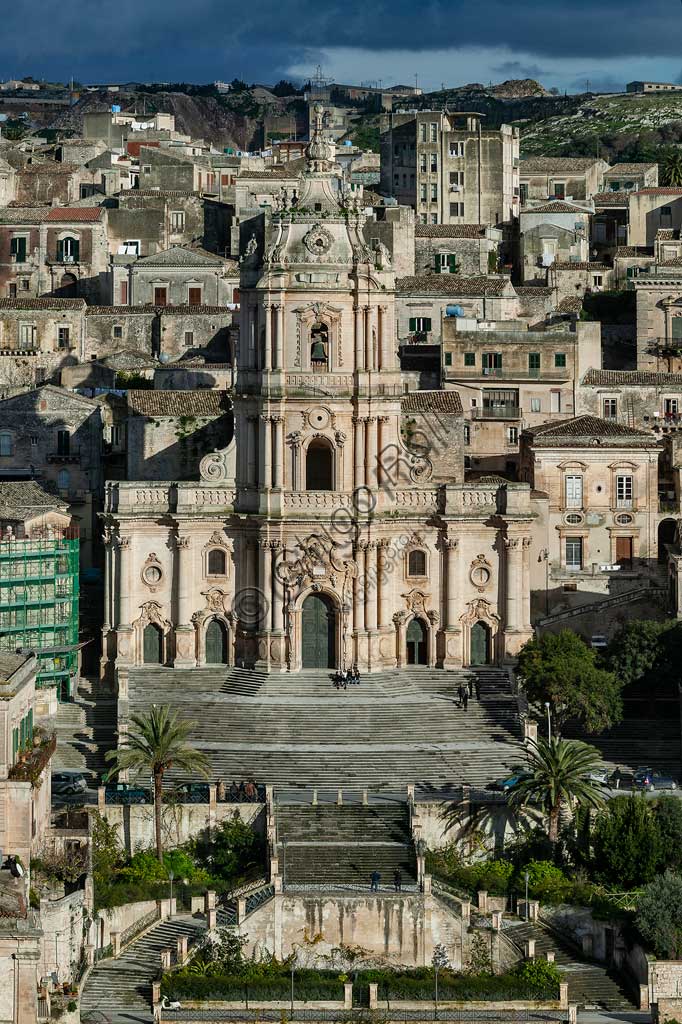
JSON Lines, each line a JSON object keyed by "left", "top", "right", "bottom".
{"left": 590, "top": 635, "right": 608, "bottom": 650}
{"left": 52, "top": 772, "right": 87, "bottom": 796}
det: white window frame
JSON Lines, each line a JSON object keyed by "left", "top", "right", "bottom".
{"left": 565, "top": 474, "right": 583, "bottom": 509}
{"left": 565, "top": 536, "right": 583, "bottom": 571}
{"left": 616, "top": 474, "right": 633, "bottom": 509}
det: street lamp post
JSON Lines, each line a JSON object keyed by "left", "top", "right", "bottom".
{"left": 524, "top": 871, "right": 530, "bottom": 921}
{"left": 545, "top": 702, "right": 552, "bottom": 743}
{"left": 168, "top": 869, "right": 174, "bottom": 915}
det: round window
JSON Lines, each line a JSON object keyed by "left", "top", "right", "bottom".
{"left": 565, "top": 513, "right": 583, "bottom": 525}
{"left": 615, "top": 513, "right": 633, "bottom": 525}
{"left": 143, "top": 564, "right": 162, "bottom": 585}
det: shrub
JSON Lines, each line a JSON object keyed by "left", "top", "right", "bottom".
{"left": 516, "top": 860, "right": 571, "bottom": 903}
{"left": 636, "top": 871, "right": 682, "bottom": 958}
{"left": 513, "top": 959, "right": 561, "bottom": 998}
{"left": 67, "top": 1001, "right": 77, "bottom": 1012}
{"left": 591, "top": 796, "right": 661, "bottom": 888}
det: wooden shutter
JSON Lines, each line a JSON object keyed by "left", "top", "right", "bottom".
{"left": 434, "top": 255, "right": 441, "bottom": 274}
{"left": 409, "top": 317, "right": 416, "bottom": 331}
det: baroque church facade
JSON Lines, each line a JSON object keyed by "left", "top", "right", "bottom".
{"left": 101, "top": 108, "right": 535, "bottom": 680}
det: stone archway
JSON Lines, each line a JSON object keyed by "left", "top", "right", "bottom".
{"left": 300, "top": 592, "right": 337, "bottom": 669}
{"left": 659, "top": 518, "right": 678, "bottom": 563}
{"left": 470, "top": 621, "right": 491, "bottom": 665}
{"left": 406, "top": 617, "right": 428, "bottom": 665}
{"left": 460, "top": 599, "right": 500, "bottom": 667}
{"left": 143, "top": 623, "right": 163, "bottom": 664}
{"left": 205, "top": 617, "right": 229, "bottom": 664}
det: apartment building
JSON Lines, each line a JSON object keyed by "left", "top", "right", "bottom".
{"left": 380, "top": 110, "right": 519, "bottom": 226}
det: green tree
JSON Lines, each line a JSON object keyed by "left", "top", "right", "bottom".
{"left": 509, "top": 738, "right": 606, "bottom": 848}
{"left": 663, "top": 151, "right": 682, "bottom": 187}
{"left": 105, "top": 705, "right": 210, "bottom": 861}
{"left": 605, "top": 619, "right": 674, "bottom": 687}
{"left": 653, "top": 796, "right": 682, "bottom": 874}
{"left": 591, "top": 795, "right": 661, "bottom": 888}
{"left": 636, "top": 871, "right": 682, "bottom": 958}
{"left": 516, "top": 631, "right": 623, "bottom": 734}
{"left": 90, "top": 811, "right": 123, "bottom": 887}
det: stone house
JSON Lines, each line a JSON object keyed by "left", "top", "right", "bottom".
{"left": 592, "top": 192, "right": 629, "bottom": 261}
{"left": 413, "top": 223, "right": 503, "bottom": 277}
{"left": 0, "top": 297, "right": 86, "bottom": 389}
{"left": 443, "top": 318, "right": 601, "bottom": 475}
{"left": 521, "top": 415, "right": 663, "bottom": 618}
{"left": 125, "top": 389, "right": 233, "bottom": 480}
{"left": 602, "top": 162, "right": 658, "bottom": 192}
{"left": 396, "top": 274, "right": 519, "bottom": 345}
{"left": 519, "top": 157, "right": 609, "bottom": 203}
{"left": 43, "top": 206, "right": 110, "bottom": 303}
{"left": 578, "top": 369, "right": 682, "bottom": 443}
{"left": 0, "top": 385, "right": 104, "bottom": 565}
{"left": 380, "top": 109, "right": 520, "bottom": 227}
{"left": 0, "top": 155, "right": 15, "bottom": 206}
{"left": 115, "top": 246, "right": 239, "bottom": 308}
{"left": 363, "top": 203, "right": 416, "bottom": 279}
{"left": 0, "top": 206, "right": 50, "bottom": 299}
{"left": 519, "top": 200, "right": 593, "bottom": 283}
{"left": 547, "top": 261, "right": 614, "bottom": 303}
{"left": 632, "top": 265, "right": 682, "bottom": 369}
{"left": 13, "top": 162, "right": 90, "bottom": 206}
{"left": 83, "top": 305, "right": 158, "bottom": 361}
{"left": 138, "top": 146, "right": 215, "bottom": 193}
{"left": 232, "top": 167, "right": 301, "bottom": 258}
{"left": 628, "top": 188, "right": 682, "bottom": 247}
{"left": 106, "top": 190, "right": 231, "bottom": 266}
{"left": 153, "top": 359, "right": 233, "bottom": 390}
{"left": 157, "top": 306, "right": 234, "bottom": 362}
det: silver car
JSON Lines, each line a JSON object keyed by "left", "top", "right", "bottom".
{"left": 52, "top": 771, "right": 87, "bottom": 796}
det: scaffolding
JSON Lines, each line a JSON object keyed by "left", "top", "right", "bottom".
{"left": 0, "top": 531, "right": 80, "bottom": 700}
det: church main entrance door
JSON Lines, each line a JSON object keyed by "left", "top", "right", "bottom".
{"left": 143, "top": 623, "right": 163, "bottom": 664}
{"left": 301, "top": 593, "right": 336, "bottom": 669}
{"left": 206, "top": 618, "right": 228, "bottom": 664}
{"left": 470, "top": 621, "right": 491, "bottom": 665}
{"left": 406, "top": 618, "right": 427, "bottom": 665}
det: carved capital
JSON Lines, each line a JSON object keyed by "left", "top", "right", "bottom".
{"left": 176, "top": 536, "right": 191, "bottom": 550}
{"left": 118, "top": 536, "right": 130, "bottom": 550}
{"left": 445, "top": 537, "right": 459, "bottom": 551}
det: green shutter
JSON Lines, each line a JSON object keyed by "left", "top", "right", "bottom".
{"left": 444, "top": 352, "right": 452, "bottom": 366}
{"left": 27, "top": 708, "right": 33, "bottom": 742}
{"left": 434, "top": 255, "right": 441, "bottom": 274}
{"left": 409, "top": 318, "right": 416, "bottom": 332}
{"left": 424, "top": 318, "right": 432, "bottom": 332}
{"left": 12, "top": 728, "right": 18, "bottom": 761}
{"left": 447, "top": 254, "right": 457, "bottom": 273}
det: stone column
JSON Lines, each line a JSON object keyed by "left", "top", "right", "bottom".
{"left": 522, "top": 537, "right": 532, "bottom": 630}
{"left": 248, "top": 305, "right": 257, "bottom": 368}
{"left": 271, "top": 542, "right": 284, "bottom": 632}
{"left": 446, "top": 537, "right": 459, "bottom": 628}
{"left": 259, "top": 537, "right": 272, "bottom": 633}
{"left": 366, "top": 416, "right": 377, "bottom": 489}
{"left": 354, "top": 417, "right": 366, "bottom": 491}
{"left": 363, "top": 306, "right": 371, "bottom": 370}
{"left": 366, "top": 542, "right": 378, "bottom": 631}
{"left": 354, "top": 305, "right": 363, "bottom": 370}
{"left": 246, "top": 414, "right": 257, "bottom": 486}
{"left": 244, "top": 538, "right": 256, "bottom": 592}
{"left": 272, "top": 416, "right": 284, "bottom": 489}
{"left": 118, "top": 536, "right": 131, "bottom": 628}
{"left": 377, "top": 305, "right": 384, "bottom": 371}
{"left": 290, "top": 433, "right": 302, "bottom": 490}
{"left": 275, "top": 302, "right": 285, "bottom": 369}
{"left": 505, "top": 537, "right": 523, "bottom": 632}
{"left": 263, "top": 303, "right": 272, "bottom": 370}
{"left": 355, "top": 542, "right": 367, "bottom": 631}
{"left": 260, "top": 414, "right": 272, "bottom": 490}
{"left": 377, "top": 541, "right": 388, "bottom": 628}
{"left": 175, "top": 535, "right": 196, "bottom": 667}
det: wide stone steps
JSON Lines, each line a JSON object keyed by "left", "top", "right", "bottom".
{"left": 564, "top": 708, "right": 682, "bottom": 779}
{"left": 80, "top": 916, "right": 205, "bottom": 1022}
{"left": 125, "top": 667, "right": 522, "bottom": 788}
{"left": 505, "top": 921, "right": 636, "bottom": 1011}
{"left": 277, "top": 806, "right": 410, "bottom": 843}
{"left": 282, "top": 843, "right": 417, "bottom": 885}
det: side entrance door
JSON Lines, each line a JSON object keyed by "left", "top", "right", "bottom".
{"left": 470, "top": 621, "right": 490, "bottom": 666}
{"left": 301, "top": 594, "right": 335, "bottom": 669}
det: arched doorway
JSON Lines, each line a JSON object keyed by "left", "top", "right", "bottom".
{"left": 59, "top": 272, "right": 78, "bottom": 297}
{"left": 659, "top": 518, "right": 677, "bottom": 563}
{"left": 470, "top": 621, "right": 491, "bottom": 666}
{"left": 406, "top": 618, "right": 428, "bottom": 665}
{"left": 205, "top": 618, "right": 228, "bottom": 664}
{"left": 310, "top": 323, "right": 329, "bottom": 371}
{"left": 306, "top": 440, "right": 333, "bottom": 491}
{"left": 301, "top": 593, "right": 336, "bottom": 669}
{"left": 143, "top": 623, "right": 163, "bottom": 664}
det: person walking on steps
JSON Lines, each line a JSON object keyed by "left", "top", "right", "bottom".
{"left": 468, "top": 678, "right": 474, "bottom": 699}
{"left": 458, "top": 683, "right": 467, "bottom": 708}
{"left": 462, "top": 687, "right": 469, "bottom": 711}
{"left": 475, "top": 677, "right": 481, "bottom": 701}
{"left": 393, "top": 868, "right": 402, "bottom": 893}
{"left": 370, "top": 870, "right": 381, "bottom": 892}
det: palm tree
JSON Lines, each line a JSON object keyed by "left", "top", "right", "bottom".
{"left": 663, "top": 151, "right": 682, "bottom": 187}
{"left": 509, "top": 738, "right": 606, "bottom": 849}
{"left": 105, "top": 705, "right": 210, "bottom": 861}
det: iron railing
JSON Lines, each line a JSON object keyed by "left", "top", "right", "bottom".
{"left": 120, "top": 906, "right": 161, "bottom": 948}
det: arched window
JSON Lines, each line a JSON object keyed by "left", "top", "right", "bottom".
{"left": 207, "top": 548, "right": 227, "bottom": 576}
{"left": 57, "top": 469, "right": 70, "bottom": 491}
{"left": 408, "top": 549, "right": 427, "bottom": 577}
{"left": 310, "top": 323, "right": 329, "bottom": 372}
{"left": 306, "top": 439, "right": 334, "bottom": 491}
{"left": 57, "top": 236, "right": 80, "bottom": 263}
{"left": 0, "top": 432, "right": 13, "bottom": 457}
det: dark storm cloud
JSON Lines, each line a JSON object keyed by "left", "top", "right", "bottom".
{"left": 1, "top": 0, "right": 680, "bottom": 81}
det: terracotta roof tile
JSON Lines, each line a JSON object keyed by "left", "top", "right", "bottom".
{"left": 583, "top": 369, "right": 682, "bottom": 386}
{"left": 401, "top": 390, "right": 463, "bottom": 415}
{"left": 593, "top": 192, "right": 629, "bottom": 206}
{"left": 525, "top": 414, "right": 656, "bottom": 445}
{"left": 557, "top": 297, "right": 584, "bottom": 314}
{"left": 0, "top": 297, "right": 86, "bottom": 310}
{"left": 553, "top": 262, "right": 610, "bottom": 270}
{"left": 415, "top": 224, "right": 486, "bottom": 238}
{"left": 85, "top": 305, "right": 158, "bottom": 316}
{"left": 521, "top": 200, "right": 590, "bottom": 214}
{"left": 635, "top": 188, "right": 682, "bottom": 195}
{"left": 614, "top": 246, "right": 654, "bottom": 257}
{"left": 520, "top": 157, "right": 605, "bottom": 173}
{"left": 126, "top": 389, "right": 231, "bottom": 417}
{"left": 604, "top": 163, "right": 657, "bottom": 174}
{"left": 396, "top": 274, "right": 510, "bottom": 296}
{"left": 45, "top": 207, "right": 104, "bottom": 222}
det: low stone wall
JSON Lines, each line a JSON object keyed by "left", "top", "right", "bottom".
{"left": 651, "top": 961, "right": 682, "bottom": 1022}
{"left": 39, "top": 890, "right": 85, "bottom": 984}
{"left": 93, "top": 898, "right": 158, "bottom": 950}
{"left": 100, "top": 800, "right": 263, "bottom": 854}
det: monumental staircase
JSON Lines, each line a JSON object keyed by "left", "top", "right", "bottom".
{"left": 125, "top": 665, "right": 524, "bottom": 790}
{"left": 273, "top": 798, "right": 418, "bottom": 887}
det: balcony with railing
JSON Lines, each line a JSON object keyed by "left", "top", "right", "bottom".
{"left": 46, "top": 447, "right": 81, "bottom": 464}
{"left": 471, "top": 405, "right": 522, "bottom": 420}
{"left": 450, "top": 367, "right": 569, "bottom": 381}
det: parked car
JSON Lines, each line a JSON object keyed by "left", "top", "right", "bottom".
{"left": 172, "top": 782, "right": 210, "bottom": 804}
{"left": 52, "top": 771, "right": 87, "bottom": 797}
{"left": 633, "top": 767, "right": 678, "bottom": 791}
{"left": 590, "top": 635, "right": 608, "bottom": 650}
{"left": 491, "top": 767, "right": 532, "bottom": 791}
{"left": 104, "top": 781, "right": 150, "bottom": 805}
{"left": 587, "top": 767, "right": 610, "bottom": 786}
{"left": 609, "top": 769, "right": 635, "bottom": 790}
